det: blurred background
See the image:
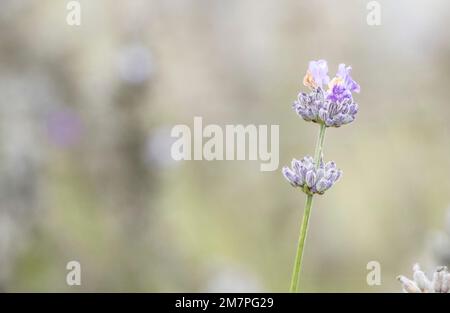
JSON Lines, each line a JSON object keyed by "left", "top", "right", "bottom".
{"left": 0, "top": 0, "right": 449, "bottom": 292}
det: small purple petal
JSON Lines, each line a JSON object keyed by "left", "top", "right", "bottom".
{"left": 308, "top": 60, "right": 330, "bottom": 88}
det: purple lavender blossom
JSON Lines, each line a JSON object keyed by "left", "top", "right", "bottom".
{"left": 303, "top": 60, "right": 330, "bottom": 90}
{"left": 294, "top": 61, "right": 360, "bottom": 127}
{"left": 327, "top": 64, "right": 360, "bottom": 103}
{"left": 326, "top": 84, "right": 351, "bottom": 103}
{"left": 336, "top": 64, "right": 360, "bottom": 93}
{"left": 282, "top": 156, "right": 342, "bottom": 195}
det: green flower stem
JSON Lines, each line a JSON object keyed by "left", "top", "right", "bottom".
{"left": 289, "top": 193, "right": 313, "bottom": 292}
{"left": 313, "top": 123, "right": 327, "bottom": 165}
{"left": 289, "top": 123, "right": 326, "bottom": 292}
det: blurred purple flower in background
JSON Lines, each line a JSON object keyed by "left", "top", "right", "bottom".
{"left": 46, "top": 108, "right": 82, "bottom": 148}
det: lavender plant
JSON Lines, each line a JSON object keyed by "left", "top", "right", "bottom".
{"left": 397, "top": 264, "right": 450, "bottom": 293}
{"left": 282, "top": 60, "right": 360, "bottom": 292}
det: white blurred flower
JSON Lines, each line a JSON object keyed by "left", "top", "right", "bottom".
{"left": 205, "top": 263, "right": 262, "bottom": 292}
{"left": 397, "top": 264, "right": 450, "bottom": 293}
{"left": 144, "top": 126, "right": 177, "bottom": 169}
{"left": 117, "top": 43, "right": 154, "bottom": 85}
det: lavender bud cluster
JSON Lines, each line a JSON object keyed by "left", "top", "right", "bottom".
{"left": 293, "top": 87, "right": 358, "bottom": 127}
{"left": 282, "top": 157, "right": 342, "bottom": 195}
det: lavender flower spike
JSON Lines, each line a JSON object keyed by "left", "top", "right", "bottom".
{"left": 286, "top": 59, "right": 359, "bottom": 292}
{"left": 282, "top": 156, "right": 342, "bottom": 195}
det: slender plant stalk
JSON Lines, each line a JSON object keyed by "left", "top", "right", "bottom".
{"left": 313, "top": 123, "right": 327, "bottom": 165}
{"left": 289, "top": 123, "right": 326, "bottom": 292}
